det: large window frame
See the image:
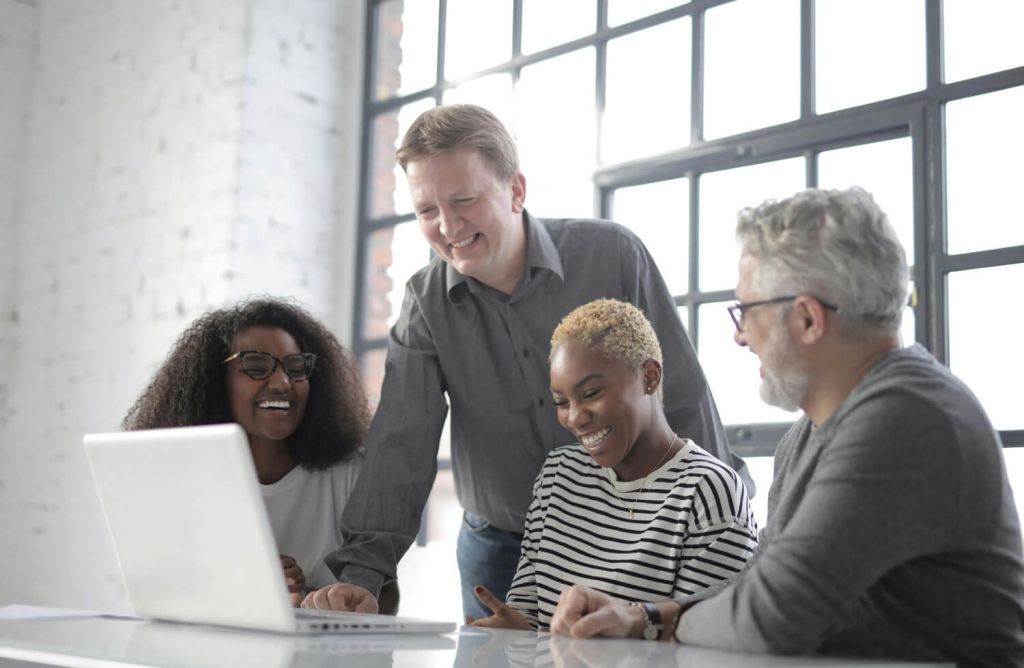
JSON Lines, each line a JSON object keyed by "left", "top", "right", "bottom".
{"left": 353, "top": 0, "right": 1024, "bottom": 459}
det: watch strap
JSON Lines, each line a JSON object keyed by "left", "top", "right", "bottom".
{"left": 631, "top": 601, "right": 663, "bottom": 640}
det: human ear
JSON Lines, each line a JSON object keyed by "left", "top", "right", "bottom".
{"left": 641, "top": 359, "right": 663, "bottom": 394}
{"left": 791, "top": 296, "right": 828, "bottom": 344}
{"left": 511, "top": 173, "right": 526, "bottom": 213}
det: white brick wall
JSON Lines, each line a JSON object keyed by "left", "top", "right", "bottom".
{"left": 0, "top": 0, "right": 364, "bottom": 611}
{"left": 0, "top": 0, "right": 35, "bottom": 441}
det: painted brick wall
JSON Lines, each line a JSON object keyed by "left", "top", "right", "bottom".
{"left": 0, "top": 0, "right": 36, "bottom": 443}
{"left": 0, "top": 0, "right": 364, "bottom": 611}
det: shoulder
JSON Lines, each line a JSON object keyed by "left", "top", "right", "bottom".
{"left": 668, "top": 441, "right": 752, "bottom": 518}
{"left": 540, "top": 217, "right": 644, "bottom": 250}
{"left": 404, "top": 256, "right": 450, "bottom": 299}
{"left": 829, "top": 346, "right": 996, "bottom": 458}
{"left": 674, "top": 441, "right": 744, "bottom": 489}
{"left": 541, "top": 443, "right": 600, "bottom": 476}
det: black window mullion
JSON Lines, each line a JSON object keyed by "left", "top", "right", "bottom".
{"left": 800, "top": 0, "right": 814, "bottom": 119}
{"left": 512, "top": 0, "right": 523, "bottom": 58}
{"left": 906, "top": 103, "right": 929, "bottom": 353}
{"left": 926, "top": 0, "right": 943, "bottom": 90}
{"left": 688, "top": 172, "right": 701, "bottom": 344}
{"left": 926, "top": 112, "right": 947, "bottom": 363}
{"left": 690, "top": 8, "right": 704, "bottom": 144}
{"left": 437, "top": 0, "right": 448, "bottom": 87}
{"left": 352, "top": 1, "right": 384, "bottom": 354}
{"left": 594, "top": 0, "right": 608, "bottom": 215}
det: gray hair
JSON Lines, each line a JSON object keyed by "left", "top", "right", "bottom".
{"left": 396, "top": 104, "right": 520, "bottom": 181}
{"left": 735, "top": 187, "right": 909, "bottom": 339}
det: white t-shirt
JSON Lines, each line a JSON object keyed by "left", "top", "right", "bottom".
{"left": 260, "top": 452, "right": 363, "bottom": 590}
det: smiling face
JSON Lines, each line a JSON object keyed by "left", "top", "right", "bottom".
{"left": 735, "top": 255, "right": 810, "bottom": 412}
{"left": 550, "top": 339, "right": 661, "bottom": 480}
{"left": 225, "top": 326, "right": 309, "bottom": 448}
{"left": 406, "top": 146, "right": 527, "bottom": 295}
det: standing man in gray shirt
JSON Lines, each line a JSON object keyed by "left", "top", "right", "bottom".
{"left": 301, "top": 104, "right": 749, "bottom": 618}
{"left": 551, "top": 188, "right": 1024, "bottom": 666}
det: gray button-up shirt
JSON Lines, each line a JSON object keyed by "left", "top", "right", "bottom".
{"left": 328, "top": 212, "right": 747, "bottom": 593}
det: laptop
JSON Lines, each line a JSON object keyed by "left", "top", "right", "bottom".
{"left": 83, "top": 423, "right": 454, "bottom": 635}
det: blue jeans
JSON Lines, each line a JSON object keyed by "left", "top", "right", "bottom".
{"left": 456, "top": 510, "right": 523, "bottom": 621}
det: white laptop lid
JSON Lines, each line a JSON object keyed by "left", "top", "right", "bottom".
{"left": 83, "top": 424, "right": 454, "bottom": 635}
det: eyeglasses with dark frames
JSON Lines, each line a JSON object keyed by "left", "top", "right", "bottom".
{"left": 222, "top": 350, "right": 317, "bottom": 381}
{"left": 727, "top": 295, "right": 839, "bottom": 333}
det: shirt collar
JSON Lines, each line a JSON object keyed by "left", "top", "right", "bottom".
{"left": 445, "top": 210, "right": 565, "bottom": 300}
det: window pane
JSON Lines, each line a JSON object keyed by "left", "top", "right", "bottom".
{"left": 602, "top": 18, "right": 690, "bottom": 164}
{"left": 818, "top": 137, "right": 915, "bottom": 265}
{"left": 815, "top": 0, "right": 925, "bottom": 114}
{"left": 522, "top": 0, "right": 594, "bottom": 54}
{"left": 369, "top": 99, "right": 436, "bottom": 219}
{"left": 698, "top": 158, "right": 806, "bottom": 292}
{"left": 515, "top": 48, "right": 596, "bottom": 218}
{"left": 611, "top": 179, "right": 689, "bottom": 295}
{"left": 704, "top": 0, "right": 799, "bottom": 140}
{"left": 944, "top": 0, "right": 1024, "bottom": 83}
{"left": 360, "top": 347, "right": 387, "bottom": 411}
{"left": 444, "top": 0, "right": 512, "bottom": 81}
{"left": 373, "top": 0, "right": 439, "bottom": 100}
{"left": 948, "top": 264, "right": 1024, "bottom": 431}
{"left": 608, "top": 0, "right": 688, "bottom": 27}
{"left": 362, "top": 221, "right": 429, "bottom": 341}
{"left": 900, "top": 281, "right": 917, "bottom": 347}
{"left": 946, "top": 85, "right": 1024, "bottom": 254}
{"left": 698, "top": 303, "right": 796, "bottom": 425}
{"left": 443, "top": 73, "right": 515, "bottom": 131}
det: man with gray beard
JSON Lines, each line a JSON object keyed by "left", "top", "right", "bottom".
{"left": 550, "top": 187, "right": 1024, "bottom": 667}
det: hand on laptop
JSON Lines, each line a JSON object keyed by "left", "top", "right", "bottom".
{"left": 465, "top": 585, "right": 531, "bottom": 630}
{"left": 281, "top": 555, "right": 306, "bottom": 608}
{"left": 301, "top": 583, "right": 379, "bottom": 613}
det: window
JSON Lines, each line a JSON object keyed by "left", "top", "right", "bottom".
{"left": 355, "top": 0, "right": 1024, "bottom": 490}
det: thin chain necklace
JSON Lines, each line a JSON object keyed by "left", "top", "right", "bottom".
{"left": 624, "top": 435, "right": 679, "bottom": 520}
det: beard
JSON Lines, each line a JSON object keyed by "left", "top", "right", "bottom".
{"left": 758, "top": 326, "right": 811, "bottom": 412}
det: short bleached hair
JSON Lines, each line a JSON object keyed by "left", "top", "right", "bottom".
{"left": 551, "top": 299, "right": 663, "bottom": 372}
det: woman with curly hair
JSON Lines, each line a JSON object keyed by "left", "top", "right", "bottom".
{"left": 123, "top": 297, "right": 398, "bottom": 612}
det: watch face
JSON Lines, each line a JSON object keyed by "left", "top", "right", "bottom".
{"left": 643, "top": 622, "right": 659, "bottom": 640}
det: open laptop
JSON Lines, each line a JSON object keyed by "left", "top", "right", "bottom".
{"left": 83, "top": 423, "right": 454, "bottom": 635}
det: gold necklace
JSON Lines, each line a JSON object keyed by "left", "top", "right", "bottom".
{"left": 625, "top": 435, "right": 679, "bottom": 520}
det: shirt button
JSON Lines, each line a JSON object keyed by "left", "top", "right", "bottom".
{"left": 537, "top": 398, "right": 544, "bottom": 407}
{"left": 523, "top": 348, "right": 530, "bottom": 357}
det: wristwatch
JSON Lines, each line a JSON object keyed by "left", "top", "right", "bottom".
{"left": 630, "top": 601, "right": 663, "bottom": 640}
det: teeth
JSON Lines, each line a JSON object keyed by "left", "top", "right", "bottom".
{"left": 450, "top": 234, "right": 477, "bottom": 249}
{"left": 258, "top": 400, "right": 290, "bottom": 409}
{"left": 580, "top": 427, "right": 612, "bottom": 448}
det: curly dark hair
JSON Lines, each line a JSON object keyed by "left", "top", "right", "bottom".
{"left": 123, "top": 297, "right": 369, "bottom": 470}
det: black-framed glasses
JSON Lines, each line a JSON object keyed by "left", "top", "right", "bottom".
{"left": 222, "top": 350, "right": 317, "bottom": 381}
{"left": 727, "top": 295, "right": 839, "bottom": 333}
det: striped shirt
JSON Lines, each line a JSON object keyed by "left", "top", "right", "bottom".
{"left": 506, "top": 438, "right": 758, "bottom": 630}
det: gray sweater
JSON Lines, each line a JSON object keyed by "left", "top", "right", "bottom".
{"left": 676, "top": 344, "right": 1024, "bottom": 666}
